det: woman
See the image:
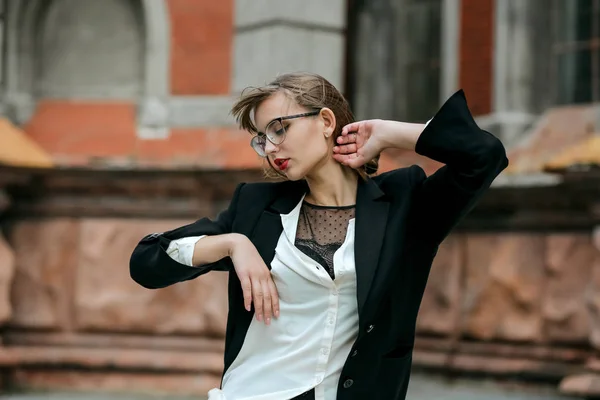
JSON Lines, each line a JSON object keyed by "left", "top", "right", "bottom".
{"left": 130, "top": 73, "right": 508, "bottom": 400}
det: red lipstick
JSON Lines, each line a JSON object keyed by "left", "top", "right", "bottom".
{"left": 274, "top": 158, "right": 289, "bottom": 171}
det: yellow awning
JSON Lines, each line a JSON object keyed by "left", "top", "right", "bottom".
{"left": 544, "top": 135, "right": 600, "bottom": 172}
{"left": 0, "top": 118, "right": 53, "bottom": 168}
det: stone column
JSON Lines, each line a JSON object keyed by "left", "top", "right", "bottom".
{"left": 479, "top": 0, "right": 548, "bottom": 147}
{"left": 232, "top": 0, "right": 347, "bottom": 92}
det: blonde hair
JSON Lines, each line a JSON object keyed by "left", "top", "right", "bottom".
{"left": 231, "top": 72, "right": 379, "bottom": 179}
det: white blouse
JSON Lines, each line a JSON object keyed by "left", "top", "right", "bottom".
{"left": 166, "top": 196, "right": 359, "bottom": 400}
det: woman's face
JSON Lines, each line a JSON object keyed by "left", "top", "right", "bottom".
{"left": 254, "top": 92, "right": 336, "bottom": 181}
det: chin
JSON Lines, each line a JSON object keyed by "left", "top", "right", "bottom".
{"left": 282, "top": 166, "right": 307, "bottom": 182}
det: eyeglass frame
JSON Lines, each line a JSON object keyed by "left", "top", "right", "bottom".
{"left": 250, "top": 109, "right": 321, "bottom": 157}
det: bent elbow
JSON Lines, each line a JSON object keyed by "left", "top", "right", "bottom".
{"left": 129, "top": 247, "right": 164, "bottom": 290}
{"left": 479, "top": 133, "right": 509, "bottom": 174}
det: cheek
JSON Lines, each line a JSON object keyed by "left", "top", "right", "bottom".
{"left": 285, "top": 129, "right": 330, "bottom": 164}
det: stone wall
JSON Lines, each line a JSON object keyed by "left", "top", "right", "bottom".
{"left": 0, "top": 166, "right": 598, "bottom": 396}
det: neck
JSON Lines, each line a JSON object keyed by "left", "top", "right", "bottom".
{"left": 304, "top": 160, "right": 358, "bottom": 207}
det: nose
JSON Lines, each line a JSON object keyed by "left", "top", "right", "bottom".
{"left": 264, "top": 139, "right": 278, "bottom": 155}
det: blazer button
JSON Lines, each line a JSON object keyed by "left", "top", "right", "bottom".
{"left": 351, "top": 350, "right": 358, "bottom": 357}
{"left": 343, "top": 379, "right": 354, "bottom": 389}
{"left": 366, "top": 324, "right": 374, "bottom": 333}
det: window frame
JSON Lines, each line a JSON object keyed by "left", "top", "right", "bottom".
{"left": 550, "top": 0, "right": 600, "bottom": 104}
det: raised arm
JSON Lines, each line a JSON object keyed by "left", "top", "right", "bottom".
{"left": 333, "top": 90, "right": 508, "bottom": 245}
{"left": 409, "top": 90, "right": 508, "bottom": 244}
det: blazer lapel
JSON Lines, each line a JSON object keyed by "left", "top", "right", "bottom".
{"left": 250, "top": 180, "right": 307, "bottom": 268}
{"left": 354, "top": 177, "right": 389, "bottom": 316}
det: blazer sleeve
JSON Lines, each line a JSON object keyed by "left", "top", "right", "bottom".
{"left": 129, "top": 183, "right": 245, "bottom": 289}
{"left": 409, "top": 90, "right": 508, "bottom": 245}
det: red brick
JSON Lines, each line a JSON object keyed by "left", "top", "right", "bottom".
{"left": 24, "top": 101, "right": 137, "bottom": 158}
{"left": 167, "top": 0, "right": 233, "bottom": 95}
{"left": 139, "top": 128, "right": 262, "bottom": 169}
{"left": 459, "top": 0, "right": 494, "bottom": 116}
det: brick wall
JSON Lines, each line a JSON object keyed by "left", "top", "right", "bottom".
{"left": 21, "top": 0, "right": 250, "bottom": 169}
{"left": 168, "top": 0, "right": 233, "bottom": 95}
{"left": 459, "top": 0, "right": 494, "bottom": 116}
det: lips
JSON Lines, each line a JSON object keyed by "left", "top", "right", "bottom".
{"left": 273, "top": 158, "right": 290, "bottom": 170}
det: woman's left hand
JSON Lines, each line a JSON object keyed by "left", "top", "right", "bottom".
{"left": 332, "top": 119, "right": 388, "bottom": 169}
{"left": 333, "top": 119, "right": 424, "bottom": 169}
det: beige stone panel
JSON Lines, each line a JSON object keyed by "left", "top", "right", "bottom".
{"left": 75, "top": 219, "right": 229, "bottom": 336}
{"left": 544, "top": 234, "right": 593, "bottom": 343}
{"left": 9, "top": 369, "right": 219, "bottom": 397}
{"left": 416, "top": 235, "right": 463, "bottom": 335}
{"left": 8, "top": 219, "right": 79, "bottom": 329}
{"left": 0, "top": 232, "right": 15, "bottom": 324}
{"left": 584, "top": 235, "right": 600, "bottom": 350}
{"left": 463, "top": 234, "right": 545, "bottom": 341}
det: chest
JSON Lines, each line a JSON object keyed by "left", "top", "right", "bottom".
{"left": 271, "top": 218, "right": 356, "bottom": 304}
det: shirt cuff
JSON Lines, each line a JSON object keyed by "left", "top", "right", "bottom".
{"left": 165, "top": 236, "right": 206, "bottom": 267}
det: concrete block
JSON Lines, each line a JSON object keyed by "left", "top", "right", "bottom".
{"left": 235, "top": 0, "right": 346, "bottom": 30}
{"left": 168, "top": 96, "right": 236, "bottom": 127}
{"left": 233, "top": 26, "right": 344, "bottom": 92}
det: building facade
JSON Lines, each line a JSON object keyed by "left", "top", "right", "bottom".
{"left": 0, "top": 0, "right": 598, "bottom": 397}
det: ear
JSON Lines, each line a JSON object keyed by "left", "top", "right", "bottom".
{"left": 319, "top": 107, "right": 336, "bottom": 138}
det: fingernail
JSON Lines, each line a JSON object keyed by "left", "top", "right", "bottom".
{"left": 275, "top": 311, "right": 280, "bottom": 318}
{"left": 266, "top": 318, "right": 271, "bottom": 325}
{"left": 246, "top": 305, "right": 250, "bottom": 311}
{"left": 257, "top": 315, "right": 262, "bottom": 322}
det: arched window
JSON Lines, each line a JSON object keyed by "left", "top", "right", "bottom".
{"left": 36, "top": 0, "right": 144, "bottom": 99}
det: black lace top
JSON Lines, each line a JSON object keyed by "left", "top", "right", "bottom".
{"left": 294, "top": 202, "right": 356, "bottom": 280}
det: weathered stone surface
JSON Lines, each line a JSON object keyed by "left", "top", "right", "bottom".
{"left": 584, "top": 239, "right": 600, "bottom": 350}
{"left": 9, "top": 369, "right": 220, "bottom": 397}
{"left": 8, "top": 219, "right": 79, "bottom": 329}
{"left": 0, "top": 346, "right": 223, "bottom": 374}
{"left": 416, "top": 235, "right": 463, "bottom": 335}
{"left": 0, "top": 232, "right": 16, "bottom": 324}
{"left": 463, "top": 234, "right": 545, "bottom": 341}
{"left": 543, "top": 234, "right": 594, "bottom": 343}
{"left": 75, "top": 219, "right": 229, "bottom": 336}
{"left": 560, "top": 372, "right": 600, "bottom": 397}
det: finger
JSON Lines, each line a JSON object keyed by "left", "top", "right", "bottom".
{"left": 267, "top": 278, "right": 280, "bottom": 318}
{"left": 251, "top": 277, "right": 264, "bottom": 322}
{"left": 333, "top": 143, "right": 358, "bottom": 155}
{"left": 261, "top": 280, "right": 272, "bottom": 325}
{"left": 333, "top": 153, "right": 365, "bottom": 169}
{"left": 337, "top": 133, "right": 357, "bottom": 144}
{"left": 342, "top": 122, "right": 361, "bottom": 135}
{"left": 240, "top": 276, "right": 253, "bottom": 311}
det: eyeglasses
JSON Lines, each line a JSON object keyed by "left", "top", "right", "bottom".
{"left": 250, "top": 110, "right": 321, "bottom": 157}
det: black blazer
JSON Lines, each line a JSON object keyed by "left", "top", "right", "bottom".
{"left": 130, "top": 90, "right": 508, "bottom": 400}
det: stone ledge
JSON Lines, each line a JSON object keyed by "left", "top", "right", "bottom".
{"left": 0, "top": 346, "right": 223, "bottom": 374}
{"left": 8, "top": 369, "right": 219, "bottom": 397}
{"left": 3, "top": 332, "right": 225, "bottom": 353}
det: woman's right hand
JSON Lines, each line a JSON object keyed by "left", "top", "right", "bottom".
{"left": 228, "top": 234, "right": 279, "bottom": 325}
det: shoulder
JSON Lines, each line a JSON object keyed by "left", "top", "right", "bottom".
{"left": 371, "top": 165, "right": 427, "bottom": 193}
{"left": 236, "top": 179, "right": 304, "bottom": 203}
